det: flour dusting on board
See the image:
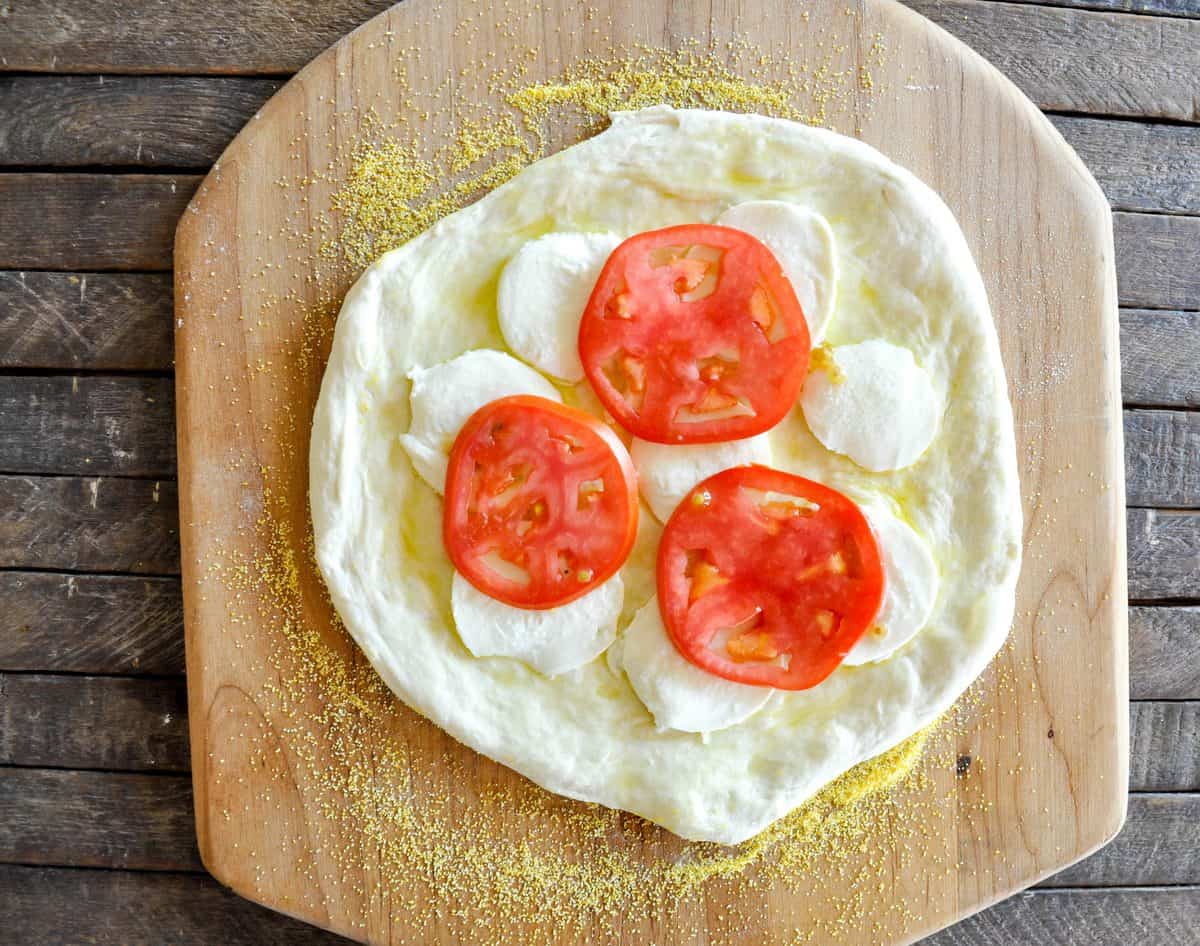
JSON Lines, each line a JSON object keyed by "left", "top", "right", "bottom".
{"left": 184, "top": 16, "right": 1006, "bottom": 944}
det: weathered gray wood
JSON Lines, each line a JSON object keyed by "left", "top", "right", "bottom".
{"left": 0, "top": 573, "right": 184, "bottom": 674}
{"left": 1115, "top": 212, "right": 1200, "bottom": 312}
{"left": 1039, "top": 794, "right": 1200, "bottom": 887}
{"left": 1131, "top": 606, "right": 1200, "bottom": 699}
{"left": 907, "top": 0, "right": 1200, "bottom": 122}
{"left": 2, "top": 278, "right": 1190, "bottom": 407}
{"left": 0, "top": 768, "right": 200, "bottom": 870}
{"left": 0, "top": 174, "right": 198, "bottom": 271}
{"left": 0, "top": 674, "right": 188, "bottom": 772}
{"left": 924, "top": 887, "right": 1200, "bottom": 945}
{"left": 0, "top": 865, "right": 352, "bottom": 946}
{"left": 2, "top": 867, "right": 1193, "bottom": 946}
{"left": 0, "top": 377, "right": 175, "bottom": 477}
{"left": 1051, "top": 116, "right": 1200, "bottom": 216}
{"left": 1131, "top": 702, "right": 1200, "bottom": 791}
{"left": 0, "top": 475, "right": 179, "bottom": 574}
{"left": 1125, "top": 410, "right": 1200, "bottom": 508}
{"left": 3, "top": 670, "right": 1194, "bottom": 793}
{"left": 4, "top": 573, "right": 1190, "bottom": 699}
{"left": 1128, "top": 509, "right": 1200, "bottom": 601}
{"left": 997, "top": 0, "right": 1200, "bottom": 17}
{"left": 6, "top": 372, "right": 1195, "bottom": 502}
{"left": 0, "top": 764, "right": 1194, "bottom": 884}
{"left": 2, "top": 286, "right": 1190, "bottom": 409}
{"left": 5, "top": 75, "right": 1199, "bottom": 221}
{"left": 0, "top": 272, "right": 173, "bottom": 371}
{"left": 0, "top": 0, "right": 392, "bottom": 75}
{"left": 1121, "top": 310, "right": 1200, "bottom": 409}
{"left": 5, "top": 194, "right": 1188, "bottom": 312}
{"left": 1, "top": 1, "right": 1199, "bottom": 121}
{"left": 0, "top": 76, "right": 280, "bottom": 168}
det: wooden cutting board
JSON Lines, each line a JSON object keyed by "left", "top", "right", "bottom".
{"left": 174, "top": 0, "right": 1127, "bottom": 943}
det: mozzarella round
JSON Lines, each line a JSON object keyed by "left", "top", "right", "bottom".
{"left": 630, "top": 435, "right": 773, "bottom": 523}
{"left": 498, "top": 231, "right": 621, "bottom": 382}
{"left": 717, "top": 200, "right": 839, "bottom": 343}
{"left": 844, "top": 504, "right": 940, "bottom": 666}
{"left": 451, "top": 571, "right": 623, "bottom": 677}
{"left": 398, "top": 349, "right": 561, "bottom": 493}
{"left": 616, "top": 596, "right": 772, "bottom": 733}
{"left": 800, "top": 339, "right": 941, "bottom": 472}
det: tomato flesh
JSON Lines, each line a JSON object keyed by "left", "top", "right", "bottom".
{"left": 579, "top": 224, "right": 810, "bottom": 444}
{"left": 657, "top": 465, "right": 884, "bottom": 689}
{"left": 444, "top": 395, "right": 639, "bottom": 609}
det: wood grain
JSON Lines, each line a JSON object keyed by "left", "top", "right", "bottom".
{"left": 923, "top": 888, "right": 1200, "bottom": 946}
{"left": 999, "top": 0, "right": 1200, "bottom": 17}
{"left": 0, "top": 573, "right": 184, "bottom": 674}
{"left": 0, "top": 0, "right": 393, "bottom": 75}
{"left": 2, "top": 189, "right": 1189, "bottom": 306}
{"left": 2, "top": 865, "right": 1195, "bottom": 946}
{"left": 0, "top": 174, "right": 198, "bottom": 271}
{"left": 908, "top": 0, "right": 1200, "bottom": 121}
{"left": 0, "top": 76, "right": 280, "bottom": 169}
{"left": 1130, "top": 606, "right": 1200, "bottom": 699}
{"left": 1051, "top": 115, "right": 1200, "bottom": 215}
{"left": 8, "top": 373, "right": 1188, "bottom": 504}
{"left": 1, "top": 679, "right": 1195, "bottom": 789}
{"left": 173, "top": 1, "right": 1128, "bottom": 943}
{"left": 1041, "top": 794, "right": 1200, "bottom": 887}
{"left": 0, "top": 475, "right": 178, "bottom": 574}
{"left": 0, "top": 768, "right": 200, "bottom": 870}
{"left": 1115, "top": 212, "right": 1200, "bottom": 311}
{"left": 1121, "top": 310, "right": 1200, "bottom": 409}
{"left": 7, "top": 80, "right": 1199, "bottom": 219}
{"left": 0, "top": 377, "right": 175, "bottom": 477}
{"left": 1125, "top": 410, "right": 1200, "bottom": 508}
{"left": 0, "top": 673, "right": 188, "bottom": 771}
{"left": 0, "top": 272, "right": 173, "bottom": 371}
{"left": 1128, "top": 509, "right": 1200, "bottom": 600}
{"left": 0, "top": 865, "right": 353, "bottom": 946}
{"left": 4, "top": 278, "right": 1192, "bottom": 410}
{"left": 1130, "top": 702, "right": 1200, "bottom": 791}
{"left": 2, "top": 0, "right": 1197, "bottom": 122}
{"left": 4, "top": 765, "right": 1194, "bottom": 884}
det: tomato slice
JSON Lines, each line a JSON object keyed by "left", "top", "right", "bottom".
{"left": 444, "top": 395, "right": 639, "bottom": 610}
{"left": 657, "top": 465, "right": 884, "bottom": 689}
{"left": 578, "top": 224, "right": 810, "bottom": 444}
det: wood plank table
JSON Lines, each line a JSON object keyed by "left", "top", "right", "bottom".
{"left": 0, "top": 1, "right": 1197, "bottom": 942}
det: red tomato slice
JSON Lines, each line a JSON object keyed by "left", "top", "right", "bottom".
{"left": 444, "top": 395, "right": 639, "bottom": 610}
{"left": 657, "top": 465, "right": 884, "bottom": 690}
{"left": 578, "top": 224, "right": 810, "bottom": 444}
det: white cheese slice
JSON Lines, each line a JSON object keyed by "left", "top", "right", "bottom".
{"left": 398, "top": 349, "right": 561, "bottom": 493}
{"left": 617, "top": 596, "right": 772, "bottom": 734}
{"left": 451, "top": 571, "right": 623, "bottom": 677}
{"left": 844, "top": 504, "right": 940, "bottom": 666}
{"left": 630, "top": 435, "right": 773, "bottom": 523}
{"left": 800, "top": 339, "right": 941, "bottom": 472}
{"left": 497, "top": 231, "right": 622, "bottom": 382}
{"left": 717, "top": 200, "right": 839, "bottom": 343}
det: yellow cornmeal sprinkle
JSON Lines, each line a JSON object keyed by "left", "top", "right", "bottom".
{"left": 190, "top": 29, "right": 1014, "bottom": 946}
{"left": 327, "top": 44, "right": 866, "bottom": 269}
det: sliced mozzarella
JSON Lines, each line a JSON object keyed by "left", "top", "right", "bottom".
{"left": 497, "top": 231, "right": 622, "bottom": 382}
{"left": 717, "top": 200, "right": 839, "bottom": 343}
{"left": 451, "top": 571, "right": 623, "bottom": 677}
{"left": 398, "top": 349, "right": 560, "bottom": 493}
{"left": 630, "top": 434, "right": 772, "bottom": 523}
{"left": 844, "top": 505, "right": 939, "bottom": 665}
{"left": 617, "top": 596, "right": 771, "bottom": 733}
{"left": 800, "top": 339, "right": 940, "bottom": 472}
